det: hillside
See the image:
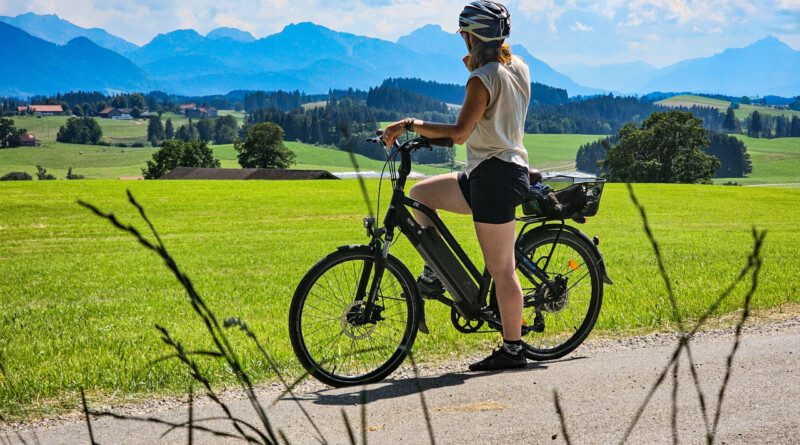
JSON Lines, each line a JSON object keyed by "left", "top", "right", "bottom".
{"left": 658, "top": 94, "right": 800, "bottom": 120}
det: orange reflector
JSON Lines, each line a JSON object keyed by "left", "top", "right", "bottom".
{"left": 568, "top": 260, "right": 579, "bottom": 270}
{"left": 521, "top": 319, "right": 527, "bottom": 326}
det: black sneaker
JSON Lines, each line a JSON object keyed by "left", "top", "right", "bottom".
{"left": 417, "top": 266, "right": 444, "bottom": 299}
{"left": 468, "top": 347, "right": 527, "bottom": 372}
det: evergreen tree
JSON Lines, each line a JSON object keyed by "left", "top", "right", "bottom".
{"left": 147, "top": 116, "right": 165, "bottom": 142}
{"left": 722, "top": 107, "right": 739, "bottom": 133}
{"left": 72, "top": 105, "right": 84, "bottom": 117}
{"left": 775, "top": 116, "right": 788, "bottom": 138}
{"left": 748, "top": 111, "right": 763, "bottom": 137}
{"left": 703, "top": 131, "right": 752, "bottom": 178}
{"left": 575, "top": 137, "right": 616, "bottom": 175}
{"left": 165, "top": 118, "right": 175, "bottom": 139}
{"left": 196, "top": 116, "right": 214, "bottom": 142}
{"left": 792, "top": 116, "right": 800, "bottom": 137}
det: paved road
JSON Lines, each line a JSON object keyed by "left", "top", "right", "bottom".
{"left": 11, "top": 320, "right": 800, "bottom": 444}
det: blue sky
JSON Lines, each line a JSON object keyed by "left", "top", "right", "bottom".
{"left": 1, "top": 0, "right": 798, "bottom": 68}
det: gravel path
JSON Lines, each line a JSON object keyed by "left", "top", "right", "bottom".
{"left": 6, "top": 317, "right": 800, "bottom": 444}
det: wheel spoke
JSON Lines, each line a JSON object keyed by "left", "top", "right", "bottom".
{"left": 291, "top": 252, "right": 416, "bottom": 384}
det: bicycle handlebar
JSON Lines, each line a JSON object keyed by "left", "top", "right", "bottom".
{"left": 366, "top": 131, "right": 454, "bottom": 151}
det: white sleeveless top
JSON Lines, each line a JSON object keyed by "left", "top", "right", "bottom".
{"left": 465, "top": 55, "right": 530, "bottom": 176}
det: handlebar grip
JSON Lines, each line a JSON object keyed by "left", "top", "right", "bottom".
{"left": 426, "top": 138, "right": 454, "bottom": 148}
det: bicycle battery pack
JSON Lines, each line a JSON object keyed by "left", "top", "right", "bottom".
{"left": 413, "top": 227, "right": 482, "bottom": 319}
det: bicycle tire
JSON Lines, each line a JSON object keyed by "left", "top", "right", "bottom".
{"left": 517, "top": 230, "right": 603, "bottom": 361}
{"left": 289, "top": 246, "right": 421, "bottom": 387}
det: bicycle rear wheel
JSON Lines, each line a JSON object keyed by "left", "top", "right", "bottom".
{"left": 289, "top": 246, "right": 421, "bottom": 387}
{"left": 517, "top": 230, "right": 602, "bottom": 361}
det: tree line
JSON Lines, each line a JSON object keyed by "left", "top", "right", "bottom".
{"left": 243, "top": 91, "right": 455, "bottom": 165}
{"left": 524, "top": 95, "right": 726, "bottom": 135}
{"left": 147, "top": 115, "right": 239, "bottom": 146}
{"left": 380, "top": 77, "right": 569, "bottom": 108}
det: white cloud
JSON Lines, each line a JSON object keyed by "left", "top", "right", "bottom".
{"left": 570, "top": 21, "right": 593, "bottom": 31}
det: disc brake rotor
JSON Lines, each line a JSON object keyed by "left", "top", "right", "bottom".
{"left": 340, "top": 300, "right": 377, "bottom": 340}
{"left": 541, "top": 278, "right": 569, "bottom": 313}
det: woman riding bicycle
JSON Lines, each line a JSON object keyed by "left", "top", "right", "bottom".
{"left": 382, "top": 0, "right": 531, "bottom": 371}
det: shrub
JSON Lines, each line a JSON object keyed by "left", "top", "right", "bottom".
{"left": 142, "top": 139, "right": 220, "bottom": 179}
{"left": 36, "top": 165, "right": 56, "bottom": 180}
{"left": 66, "top": 167, "right": 85, "bottom": 180}
{"left": 131, "top": 142, "right": 145, "bottom": 148}
{"left": 1, "top": 171, "right": 33, "bottom": 181}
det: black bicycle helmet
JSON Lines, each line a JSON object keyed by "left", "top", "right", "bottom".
{"left": 458, "top": 0, "right": 511, "bottom": 42}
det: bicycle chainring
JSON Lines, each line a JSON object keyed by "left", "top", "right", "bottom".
{"left": 450, "top": 307, "right": 485, "bottom": 333}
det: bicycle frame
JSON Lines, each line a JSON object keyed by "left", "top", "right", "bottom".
{"left": 357, "top": 142, "right": 559, "bottom": 326}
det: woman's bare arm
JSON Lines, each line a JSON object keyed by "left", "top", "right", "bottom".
{"left": 382, "top": 77, "right": 489, "bottom": 146}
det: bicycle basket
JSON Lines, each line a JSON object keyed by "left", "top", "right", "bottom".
{"left": 522, "top": 177, "right": 605, "bottom": 220}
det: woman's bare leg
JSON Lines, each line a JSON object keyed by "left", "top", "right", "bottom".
{"left": 409, "top": 173, "right": 471, "bottom": 227}
{"left": 474, "top": 220, "right": 522, "bottom": 341}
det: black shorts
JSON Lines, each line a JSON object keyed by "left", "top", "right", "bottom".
{"left": 458, "top": 157, "right": 530, "bottom": 224}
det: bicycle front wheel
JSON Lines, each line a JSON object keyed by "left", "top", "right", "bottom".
{"left": 518, "top": 230, "right": 603, "bottom": 361}
{"left": 289, "top": 246, "right": 421, "bottom": 387}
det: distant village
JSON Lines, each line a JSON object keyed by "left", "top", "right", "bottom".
{"left": 16, "top": 103, "right": 217, "bottom": 119}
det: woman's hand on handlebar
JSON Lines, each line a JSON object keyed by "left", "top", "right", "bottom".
{"left": 381, "top": 119, "right": 407, "bottom": 148}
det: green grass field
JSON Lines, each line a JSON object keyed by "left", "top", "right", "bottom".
{"left": 0, "top": 180, "right": 798, "bottom": 420}
{"left": 657, "top": 95, "right": 800, "bottom": 120}
{"left": 713, "top": 136, "right": 800, "bottom": 186}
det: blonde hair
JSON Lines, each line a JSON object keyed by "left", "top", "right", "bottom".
{"left": 466, "top": 40, "right": 512, "bottom": 72}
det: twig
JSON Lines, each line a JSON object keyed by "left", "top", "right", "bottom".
{"left": 553, "top": 390, "right": 572, "bottom": 445}
{"left": 360, "top": 389, "right": 367, "bottom": 445}
{"left": 79, "top": 194, "right": 278, "bottom": 444}
{"left": 81, "top": 389, "right": 98, "bottom": 445}
{"left": 626, "top": 184, "right": 683, "bottom": 329}
{"left": 671, "top": 359, "right": 680, "bottom": 445}
{"left": 187, "top": 384, "right": 193, "bottom": 445}
{"left": 711, "top": 229, "right": 764, "bottom": 440}
{"left": 408, "top": 352, "right": 436, "bottom": 445}
{"left": 342, "top": 410, "right": 357, "bottom": 445}
{"left": 225, "top": 318, "right": 328, "bottom": 445}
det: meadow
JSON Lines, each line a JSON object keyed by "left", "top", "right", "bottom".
{"left": 717, "top": 136, "right": 800, "bottom": 186}
{"left": 1, "top": 114, "right": 605, "bottom": 179}
{"left": 1, "top": 179, "right": 798, "bottom": 420}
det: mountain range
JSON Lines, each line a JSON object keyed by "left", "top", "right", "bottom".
{"left": 1, "top": 13, "right": 798, "bottom": 98}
